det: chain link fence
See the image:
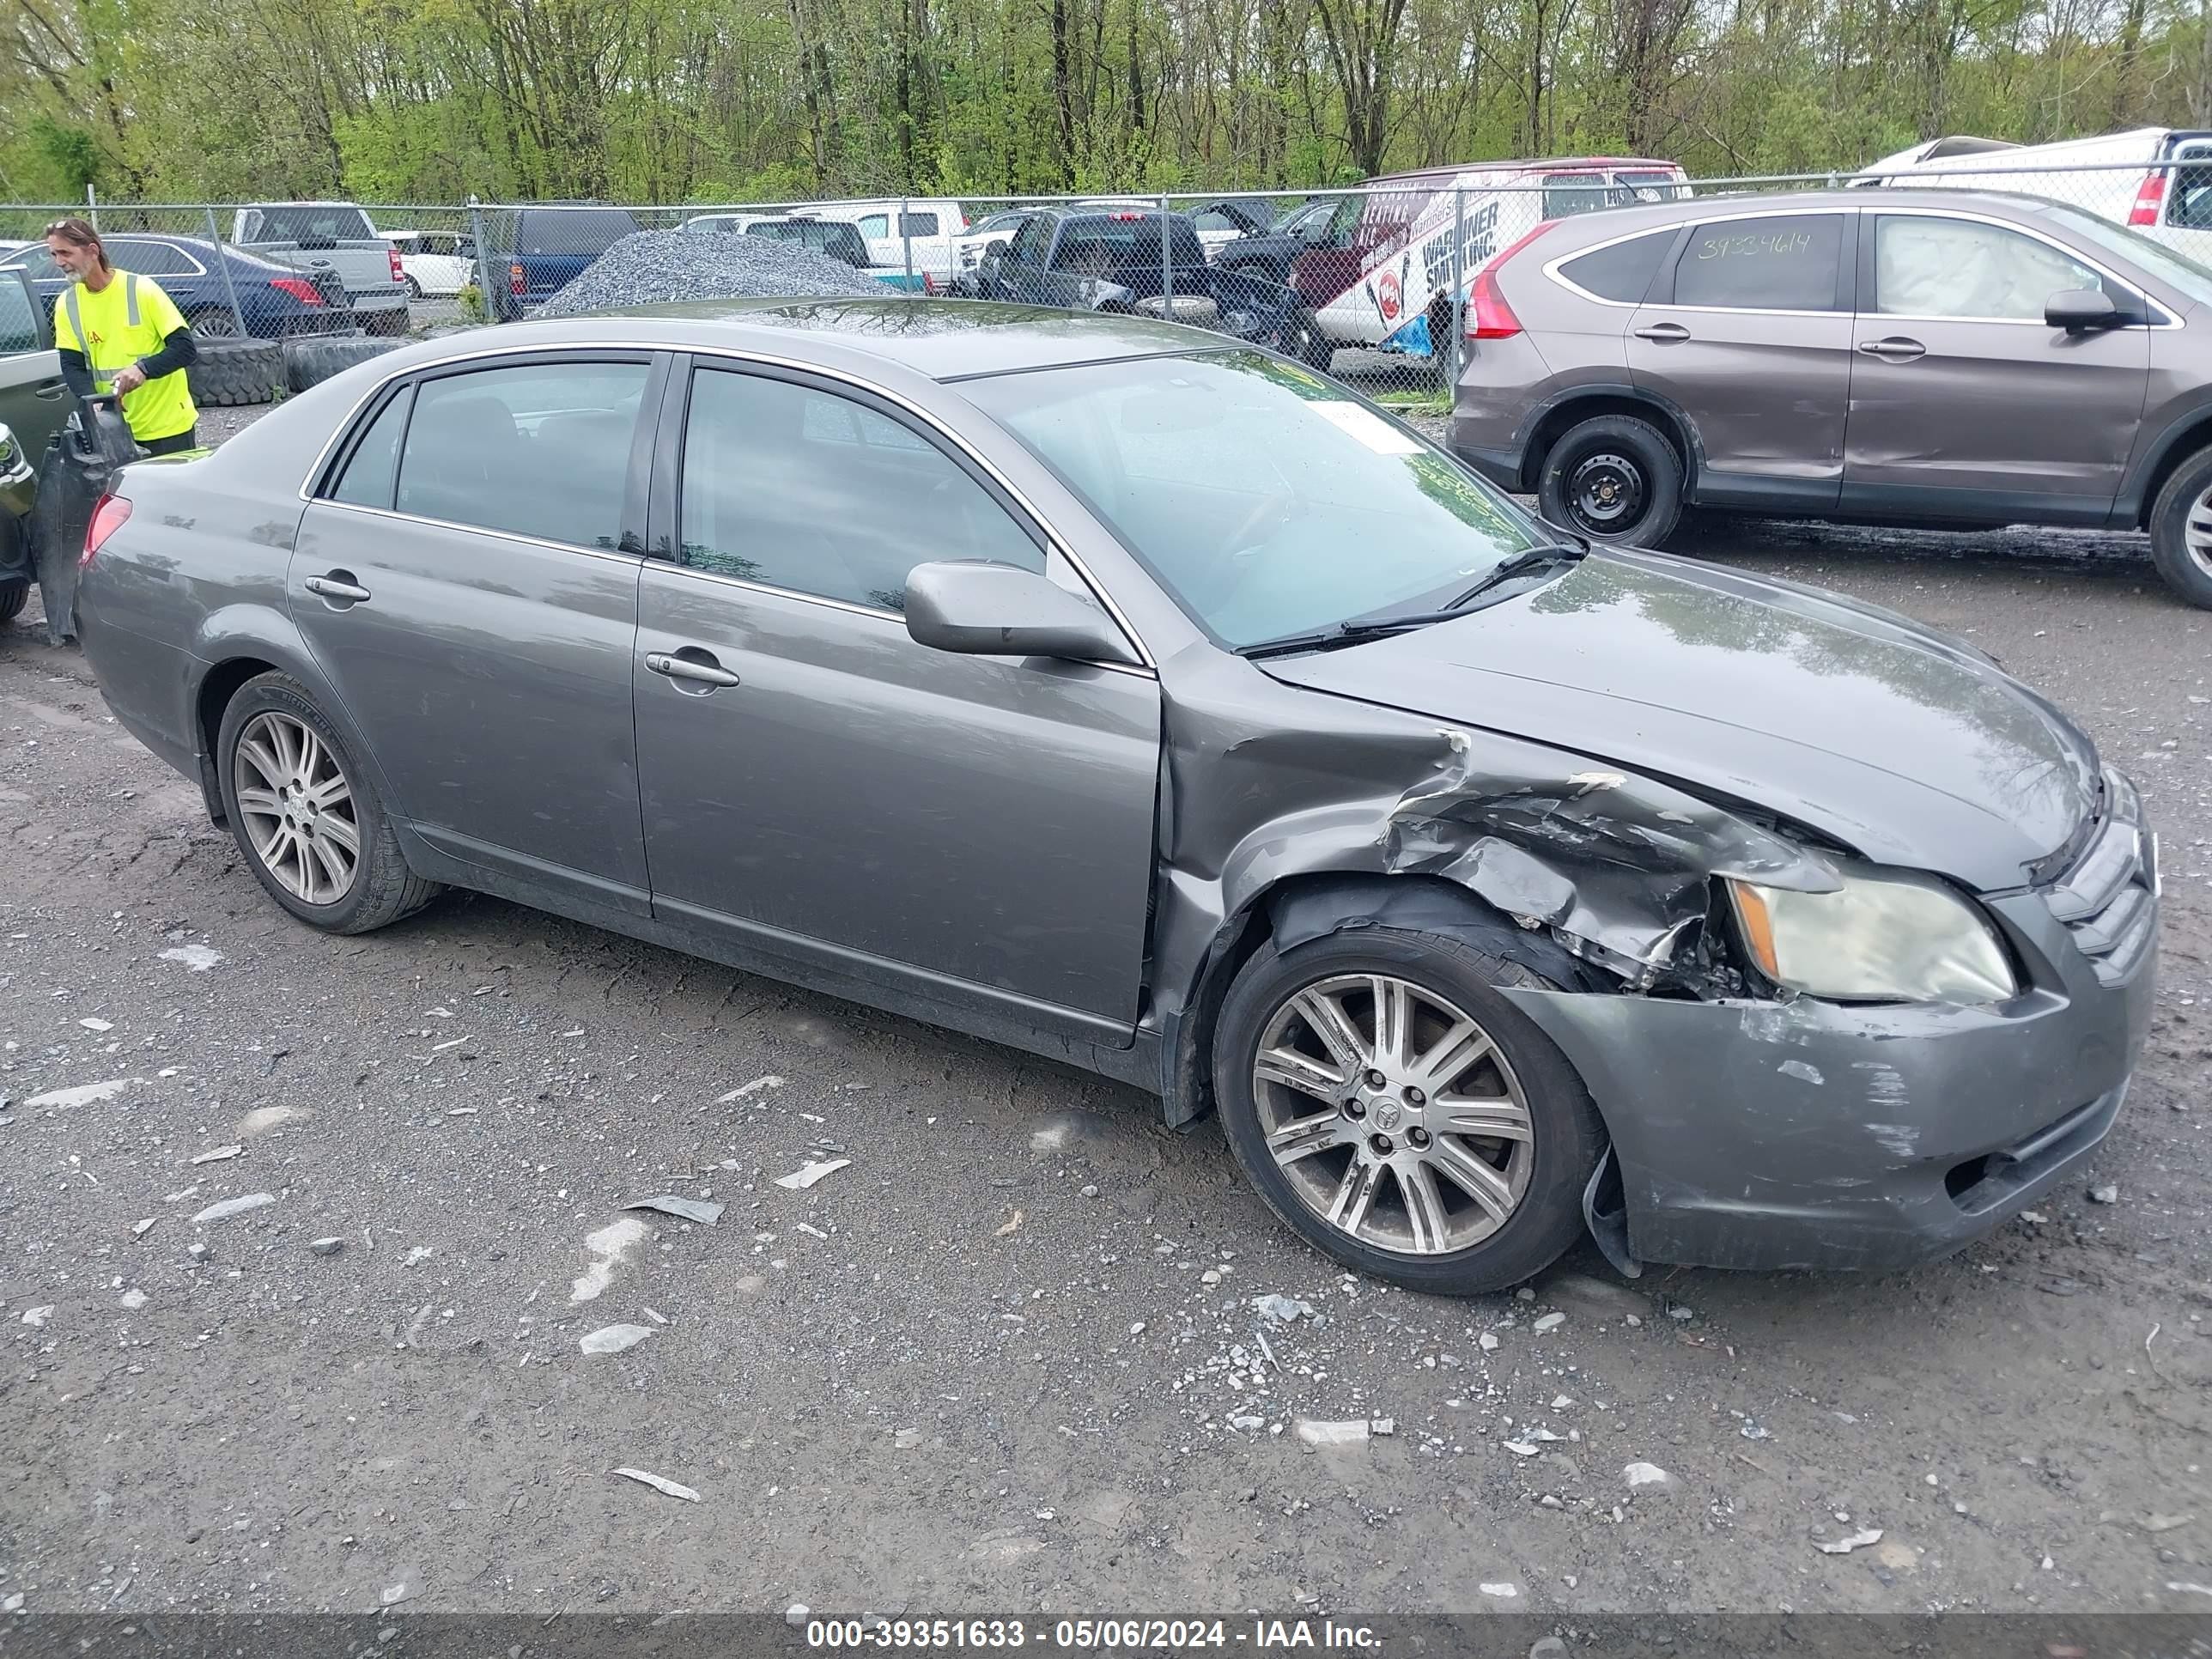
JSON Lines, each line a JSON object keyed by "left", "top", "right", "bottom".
{"left": 2, "top": 155, "right": 2201, "bottom": 404}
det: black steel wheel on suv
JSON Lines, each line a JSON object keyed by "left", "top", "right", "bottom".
{"left": 1536, "top": 414, "right": 1683, "bottom": 546}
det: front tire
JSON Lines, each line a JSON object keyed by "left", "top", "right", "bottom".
{"left": 1212, "top": 927, "right": 1604, "bottom": 1295}
{"left": 216, "top": 672, "right": 439, "bottom": 933}
{"left": 1537, "top": 414, "right": 1683, "bottom": 546}
{"left": 2148, "top": 447, "right": 2212, "bottom": 609}
{"left": 0, "top": 577, "right": 27, "bottom": 624}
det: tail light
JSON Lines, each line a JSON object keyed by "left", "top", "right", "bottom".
{"left": 510, "top": 261, "right": 526, "bottom": 297}
{"left": 270, "top": 276, "right": 324, "bottom": 306}
{"left": 2130, "top": 173, "right": 2166, "bottom": 226}
{"left": 82, "top": 493, "right": 131, "bottom": 568}
{"left": 1465, "top": 222, "right": 1556, "bottom": 340}
{"left": 922, "top": 271, "right": 939, "bottom": 295}
{"left": 389, "top": 245, "right": 406, "bottom": 283}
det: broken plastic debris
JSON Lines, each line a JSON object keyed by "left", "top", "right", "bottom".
{"left": 190, "top": 1145, "right": 244, "bottom": 1165}
{"left": 308, "top": 1237, "right": 343, "bottom": 1256}
{"left": 1814, "top": 1528, "right": 1883, "bottom": 1554}
{"left": 1623, "top": 1462, "right": 1680, "bottom": 1492}
{"left": 1477, "top": 1583, "right": 1520, "bottom": 1599}
{"left": 613, "top": 1468, "right": 700, "bottom": 1503}
{"left": 380, "top": 1565, "right": 425, "bottom": 1607}
{"left": 580, "top": 1323, "right": 653, "bottom": 1355}
{"left": 894, "top": 1429, "right": 922, "bottom": 1449}
{"left": 1253, "top": 1293, "right": 1319, "bottom": 1324}
{"left": 159, "top": 945, "right": 223, "bottom": 971}
{"left": 20, "top": 1305, "right": 54, "bottom": 1328}
{"left": 1295, "top": 1419, "right": 1371, "bottom": 1448}
{"left": 795, "top": 1222, "right": 830, "bottom": 1240}
{"left": 1504, "top": 1442, "right": 1541, "bottom": 1457}
{"left": 131, "top": 1218, "right": 156, "bottom": 1240}
{"left": 773, "top": 1158, "right": 851, "bottom": 1192}
{"left": 571, "top": 1218, "right": 651, "bottom": 1303}
{"left": 191, "top": 1193, "right": 275, "bottom": 1224}
{"left": 718, "top": 1075, "right": 787, "bottom": 1103}
{"left": 994, "top": 1210, "right": 1024, "bottom": 1237}
{"left": 26, "top": 1078, "right": 143, "bottom": 1109}
{"left": 623, "top": 1195, "right": 725, "bottom": 1225}
{"left": 78, "top": 1018, "right": 112, "bottom": 1032}
{"left": 118, "top": 1288, "right": 146, "bottom": 1310}
{"left": 1533, "top": 1311, "right": 1565, "bottom": 1333}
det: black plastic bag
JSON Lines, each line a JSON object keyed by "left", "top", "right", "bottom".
{"left": 31, "top": 396, "right": 139, "bottom": 645}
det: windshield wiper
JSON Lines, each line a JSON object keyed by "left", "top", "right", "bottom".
{"left": 1234, "top": 542, "right": 1589, "bottom": 660}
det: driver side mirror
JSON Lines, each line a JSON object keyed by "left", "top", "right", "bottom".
{"left": 986, "top": 240, "right": 1010, "bottom": 257}
{"left": 2047, "top": 289, "right": 2119, "bottom": 332}
{"left": 905, "top": 561, "right": 1139, "bottom": 665}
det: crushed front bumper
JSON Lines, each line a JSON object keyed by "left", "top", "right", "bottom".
{"left": 1499, "top": 793, "right": 2158, "bottom": 1273}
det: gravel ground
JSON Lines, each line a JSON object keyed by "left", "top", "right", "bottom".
{"left": 4, "top": 401, "right": 2212, "bottom": 1623}
{"left": 535, "top": 232, "right": 882, "bottom": 319}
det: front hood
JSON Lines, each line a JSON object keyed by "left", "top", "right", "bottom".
{"left": 1260, "top": 550, "right": 2098, "bottom": 891}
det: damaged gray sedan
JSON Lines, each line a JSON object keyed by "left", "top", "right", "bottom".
{"left": 75, "top": 300, "right": 2156, "bottom": 1294}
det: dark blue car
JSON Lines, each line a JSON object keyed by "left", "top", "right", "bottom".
{"left": 486, "top": 205, "right": 643, "bottom": 319}
{"left": 0, "top": 234, "right": 356, "bottom": 340}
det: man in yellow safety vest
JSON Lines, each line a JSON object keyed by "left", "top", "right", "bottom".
{"left": 44, "top": 216, "right": 200, "bottom": 454}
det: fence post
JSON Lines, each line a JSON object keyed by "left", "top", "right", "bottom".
{"left": 901, "top": 195, "right": 915, "bottom": 289}
{"left": 1160, "top": 191, "right": 1174, "bottom": 311}
{"left": 86, "top": 184, "right": 97, "bottom": 231}
{"left": 468, "top": 196, "right": 499, "bottom": 324}
{"left": 1448, "top": 186, "right": 1465, "bottom": 395}
{"left": 204, "top": 206, "right": 248, "bottom": 337}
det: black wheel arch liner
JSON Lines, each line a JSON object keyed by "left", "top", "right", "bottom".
{"left": 2117, "top": 399, "right": 2212, "bottom": 528}
{"left": 1507, "top": 381, "right": 1707, "bottom": 497}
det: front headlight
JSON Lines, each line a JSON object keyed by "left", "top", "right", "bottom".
{"left": 1728, "top": 868, "right": 2018, "bottom": 1004}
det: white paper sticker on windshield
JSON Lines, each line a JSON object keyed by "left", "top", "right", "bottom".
{"left": 1310, "top": 400, "right": 1424, "bottom": 456}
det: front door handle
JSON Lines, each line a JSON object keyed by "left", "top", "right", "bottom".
{"left": 1633, "top": 322, "right": 1692, "bottom": 343}
{"left": 33, "top": 378, "right": 66, "bottom": 400}
{"left": 303, "top": 573, "right": 372, "bottom": 605}
{"left": 646, "top": 650, "right": 742, "bottom": 690}
{"left": 1856, "top": 337, "right": 1927, "bottom": 361}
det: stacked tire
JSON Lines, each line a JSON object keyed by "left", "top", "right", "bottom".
{"left": 187, "top": 338, "right": 285, "bottom": 408}
{"left": 283, "top": 336, "right": 406, "bottom": 394}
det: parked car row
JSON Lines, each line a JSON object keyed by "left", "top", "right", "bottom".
{"left": 0, "top": 234, "right": 358, "bottom": 340}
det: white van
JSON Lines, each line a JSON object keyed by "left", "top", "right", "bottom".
{"left": 1293, "top": 158, "right": 1688, "bottom": 363}
{"left": 1855, "top": 127, "right": 2212, "bottom": 264}
{"left": 807, "top": 199, "right": 970, "bottom": 282}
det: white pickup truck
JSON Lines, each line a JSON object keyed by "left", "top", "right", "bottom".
{"left": 231, "top": 203, "right": 410, "bottom": 335}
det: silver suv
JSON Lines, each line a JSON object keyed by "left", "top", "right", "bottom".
{"left": 1449, "top": 187, "right": 2212, "bottom": 606}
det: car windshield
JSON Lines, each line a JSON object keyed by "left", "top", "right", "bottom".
{"left": 963, "top": 350, "right": 1545, "bottom": 648}
{"left": 2037, "top": 202, "right": 2212, "bottom": 307}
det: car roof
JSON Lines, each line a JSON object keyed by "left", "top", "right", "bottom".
{"left": 1535, "top": 185, "right": 2087, "bottom": 239}
{"left": 1369, "top": 156, "right": 1680, "bottom": 185}
{"left": 409, "top": 298, "right": 1224, "bottom": 382}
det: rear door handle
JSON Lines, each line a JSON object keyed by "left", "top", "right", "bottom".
{"left": 646, "top": 650, "right": 742, "bottom": 690}
{"left": 33, "top": 378, "right": 65, "bottom": 400}
{"left": 1632, "top": 322, "right": 1692, "bottom": 343}
{"left": 303, "top": 573, "right": 372, "bottom": 605}
{"left": 1856, "top": 337, "right": 1928, "bottom": 361}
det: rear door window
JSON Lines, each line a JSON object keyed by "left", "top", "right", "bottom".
{"left": 1668, "top": 214, "right": 1845, "bottom": 311}
{"left": 1007, "top": 216, "right": 1048, "bottom": 264}
{"left": 251, "top": 206, "right": 375, "bottom": 241}
{"left": 1558, "top": 229, "right": 1679, "bottom": 304}
{"left": 2170, "top": 141, "right": 2212, "bottom": 230}
{"left": 856, "top": 214, "right": 890, "bottom": 239}
{"left": 896, "top": 212, "right": 939, "bottom": 237}
{"left": 328, "top": 386, "right": 413, "bottom": 510}
{"left": 393, "top": 360, "right": 648, "bottom": 549}
{"left": 109, "top": 240, "right": 199, "bottom": 276}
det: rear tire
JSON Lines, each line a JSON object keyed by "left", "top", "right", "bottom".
{"left": 363, "top": 307, "right": 411, "bottom": 338}
{"left": 1537, "top": 414, "right": 1683, "bottom": 546}
{"left": 216, "top": 672, "right": 440, "bottom": 934}
{"left": 1212, "top": 926, "right": 1604, "bottom": 1295}
{"left": 2148, "top": 446, "right": 2212, "bottom": 610}
{"left": 0, "top": 576, "right": 27, "bottom": 624}
{"left": 1281, "top": 308, "right": 1334, "bottom": 372}
{"left": 185, "top": 337, "right": 285, "bottom": 408}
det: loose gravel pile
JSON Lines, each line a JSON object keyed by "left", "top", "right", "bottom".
{"left": 535, "top": 229, "right": 883, "bottom": 318}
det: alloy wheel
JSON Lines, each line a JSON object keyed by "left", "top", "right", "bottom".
{"left": 2187, "top": 483, "right": 2212, "bottom": 576}
{"left": 191, "top": 308, "right": 242, "bottom": 340}
{"left": 1250, "top": 974, "right": 1534, "bottom": 1256}
{"left": 233, "top": 711, "right": 360, "bottom": 905}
